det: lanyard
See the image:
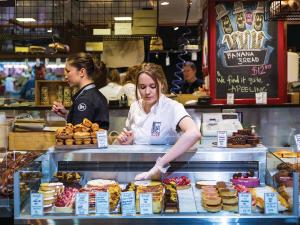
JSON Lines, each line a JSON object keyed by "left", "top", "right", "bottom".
{"left": 74, "top": 83, "right": 96, "bottom": 102}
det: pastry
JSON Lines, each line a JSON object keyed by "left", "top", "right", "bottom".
{"left": 65, "top": 139, "right": 74, "bottom": 145}
{"left": 196, "top": 181, "right": 216, "bottom": 189}
{"left": 81, "top": 126, "right": 90, "bottom": 132}
{"left": 222, "top": 203, "right": 238, "bottom": 212}
{"left": 73, "top": 132, "right": 91, "bottom": 139}
{"left": 92, "top": 138, "right": 98, "bottom": 144}
{"left": 164, "top": 184, "right": 178, "bottom": 213}
{"left": 83, "top": 138, "right": 91, "bottom": 145}
{"left": 274, "top": 149, "right": 297, "bottom": 158}
{"left": 75, "top": 139, "right": 83, "bottom": 145}
{"left": 91, "top": 123, "right": 100, "bottom": 131}
{"left": 43, "top": 204, "right": 53, "bottom": 212}
{"left": 163, "top": 176, "right": 191, "bottom": 189}
{"left": 73, "top": 124, "right": 84, "bottom": 133}
{"left": 91, "top": 131, "right": 97, "bottom": 138}
{"left": 38, "top": 189, "right": 56, "bottom": 198}
{"left": 203, "top": 196, "right": 221, "bottom": 205}
{"left": 203, "top": 204, "right": 222, "bottom": 213}
{"left": 83, "top": 118, "right": 92, "bottom": 128}
{"left": 222, "top": 196, "right": 238, "bottom": 204}
{"left": 44, "top": 197, "right": 55, "bottom": 205}
{"left": 219, "top": 188, "right": 237, "bottom": 197}
{"left": 216, "top": 181, "right": 226, "bottom": 189}
{"left": 56, "top": 139, "right": 64, "bottom": 145}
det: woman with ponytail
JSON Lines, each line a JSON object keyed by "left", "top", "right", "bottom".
{"left": 52, "top": 52, "right": 109, "bottom": 129}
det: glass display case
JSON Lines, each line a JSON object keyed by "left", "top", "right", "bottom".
{"left": 13, "top": 145, "right": 299, "bottom": 225}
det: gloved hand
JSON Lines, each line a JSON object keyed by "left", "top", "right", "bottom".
{"left": 135, "top": 157, "right": 170, "bottom": 181}
{"left": 116, "top": 128, "right": 133, "bottom": 145}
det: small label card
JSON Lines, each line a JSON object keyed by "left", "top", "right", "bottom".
{"left": 121, "top": 191, "right": 136, "bottom": 216}
{"left": 75, "top": 193, "right": 89, "bottom": 215}
{"left": 264, "top": 193, "right": 278, "bottom": 214}
{"left": 31, "top": 193, "right": 43, "bottom": 216}
{"left": 238, "top": 193, "right": 252, "bottom": 215}
{"left": 97, "top": 130, "right": 108, "bottom": 148}
{"left": 227, "top": 93, "right": 234, "bottom": 105}
{"left": 217, "top": 131, "right": 227, "bottom": 148}
{"left": 139, "top": 193, "right": 153, "bottom": 215}
{"left": 96, "top": 192, "right": 110, "bottom": 214}
{"left": 294, "top": 134, "right": 300, "bottom": 151}
{"left": 255, "top": 92, "right": 263, "bottom": 104}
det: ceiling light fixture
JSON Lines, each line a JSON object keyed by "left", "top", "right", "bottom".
{"left": 16, "top": 18, "right": 36, "bottom": 22}
{"left": 114, "top": 17, "right": 132, "bottom": 21}
{"left": 174, "top": 27, "right": 179, "bottom": 30}
{"left": 161, "top": 1, "right": 170, "bottom": 6}
{"left": 47, "top": 29, "right": 52, "bottom": 33}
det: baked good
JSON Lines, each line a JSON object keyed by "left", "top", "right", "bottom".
{"left": 75, "top": 140, "right": 83, "bottom": 145}
{"left": 196, "top": 181, "right": 216, "bottom": 189}
{"left": 222, "top": 203, "right": 238, "bottom": 212}
{"left": 43, "top": 204, "right": 53, "bottom": 212}
{"left": 40, "top": 183, "right": 57, "bottom": 191}
{"left": 92, "top": 138, "right": 98, "bottom": 144}
{"left": 83, "top": 138, "right": 91, "bottom": 145}
{"left": 203, "top": 196, "right": 221, "bottom": 205}
{"left": 56, "top": 139, "right": 64, "bottom": 145}
{"left": 216, "top": 181, "right": 226, "bottom": 189}
{"left": 203, "top": 204, "right": 222, "bottom": 213}
{"left": 87, "top": 179, "right": 117, "bottom": 188}
{"left": 91, "top": 123, "right": 100, "bottom": 131}
{"left": 274, "top": 149, "right": 297, "bottom": 158}
{"left": 38, "top": 189, "right": 56, "bottom": 198}
{"left": 91, "top": 131, "right": 97, "bottom": 138}
{"left": 163, "top": 176, "right": 191, "bottom": 189}
{"left": 83, "top": 118, "right": 92, "bottom": 128}
{"left": 54, "top": 187, "right": 78, "bottom": 212}
{"left": 73, "top": 124, "right": 84, "bottom": 133}
{"left": 164, "top": 183, "right": 178, "bottom": 213}
{"left": 44, "top": 197, "right": 55, "bottom": 205}
{"left": 222, "top": 196, "right": 238, "bottom": 204}
{"left": 81, "top": 126, "right": 90, "bottom": 132}
{"left": 73, "top": 132, "right": 91, "bottom": 139}
{"left": 219, "top": 188, "right": 237, "bottom": 197}
{"left": 65, "top": 139, "right": 74, "bottom": 145}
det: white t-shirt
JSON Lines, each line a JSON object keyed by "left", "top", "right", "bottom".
{"left": 99, "top": 82, "right": 122, "bottom": 101}
{"left": 118, "top": 83, "right": 136, "bottom": 106}
{"left": 125, "top": 95, "right": 190, "bottom": 145}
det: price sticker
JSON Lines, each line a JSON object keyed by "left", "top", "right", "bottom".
{"left": 255, "top": 92, "right": 263, "bottom": 104}
{"left": 75, "top": 193, "right": 89, "bottom": 215}
{"left": 139, "top": 193, "right": 153, "bottom": 215}
{"left": 264, "top": 193, "right": 278, "bottom": 214}
{"left": 121, "top": 191, "right": 136, "bottom": 216}
{"left": 31, "top": 193, "right": 43, "bottom": 216}
{"left": 191, "top": 52, "right": 197, "bottom": 61}
{"left": 238, "top": 193, "right": 252, "bottom": 215}
{"left": 97, "top": 130, "right": 108, "bottom": 148}
{"left": 217, "top": 131, "right": 227, "bottom": 148}
{"left": 261, "top": 92, "right": 267, "bottom": 104}
{"left": 227, "top": 93, "right": 234, "bottom": 105}
{"left": 95, "top": 192, "right": 109, "bottom": 214}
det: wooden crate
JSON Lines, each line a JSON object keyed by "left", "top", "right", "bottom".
{"left": 9, "top": 132, "right": 55, "bottom": 151}
{"left": 35, "top": 80, "right": 68, "bottom": 106}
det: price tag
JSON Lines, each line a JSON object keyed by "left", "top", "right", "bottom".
{"left": 95, "top": 192, "right": 109, "bottom": 214}
{"left": 227, "top": 93, "right": 234, "bottom": 105}
{"left": 165, "top": 56, "right": 170, "bottom": 66}
{"left": 261, "top": 92, "right": 267, "bottom": 104}
{"left": 217, "top": 131, "right": 227, "bottom": 148}
{"left": 75, "top": 193, "right": 89, "bottom": 215}
{"left": 45, "top": 58, "right": 49, "bottom": 66}
{"left": 56, "top": 58, "right": 61, "bottom": 65}
{"left": 264, "top": 193, "right": 278, "bottom": 214}
{"left": 294, "top": 134, "right": 300, "bottom": 151}
{"left": 97, "top": 130, "right": 108, "bottom": 148}
{"left": 255, "top": 92, "right": 263, "bottom": 104}
{"left": 191, "top": 52, "right": 197, "bottom": 61}
{"left": 121, "top": 191, "right": 136, "bottom": 215}
{"left": 238, "top": 193, "right": 252, "bottom": 215}
{"left": 139, "top": 193, "right": 153, "bottom": 215}
{"left": 31, "top": 193, "right": 43, "bottom": 216}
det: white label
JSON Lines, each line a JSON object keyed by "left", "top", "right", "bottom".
{"left": 191, "top": 52, "right": 197, "bottom": 61}
{"left": 264, "top": 193, "right": 278, "bottom": 214}
{"left": 75, "top": 193, "right": 89, "bottom": 215}
{"left": 121, "top": 191, "right": 136, "bottom": 215}
{"left": 139, "top": 193, "right": 153, "bottom": 215}
{"left": 238, "top": 193, "right": 252, "bottom": 215}
{"left": 227, "top": 93, "right": 234, "bottom": 105}
{"left": 31, "top": 193, "right": 43, "bottom": 216}
{"left": 35, "top": 58, "right": 40, "bottom": 67}
{"left": 294, "top": 134, "right": 300, "bottom": 151}
{"left": 261, "top": 92, "right": 267, "bottom": 104}
{"left": 255, "top": 92, "right": 262, "bottom": 104}
{"left": 56, "top": 58, "right": 61, "bottom": 65}
{"left": 45, "top": 58, "right": 49, "bottom": 66}
{"left": 217, "top": 131, "right": 227, "bottom": 148}
{"left": 97, "top": 130, "right": 108, "bottom": 148}
{"left": 166, "top": 56, "right": 170, "bottom": 66}
{"left": 95, "top": 192, "right": 109, "bottom": 214}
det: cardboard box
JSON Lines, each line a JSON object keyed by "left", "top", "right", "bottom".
{"left": 133, "top": 10, "right": 157, "bottom": 18}
{"left": 9, "top": 132, "right": 55, "bottom": 151}
{"left": 133, "top": 18, "right": 157, "bottom": 27}
{"left": 132, "top": 26, "right": 156, "bottom": 35}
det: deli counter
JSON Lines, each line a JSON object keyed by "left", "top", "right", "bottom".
{"left": 13, "top": 145, "right": 299, "bottom": 225}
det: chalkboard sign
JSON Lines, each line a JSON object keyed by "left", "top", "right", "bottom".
{"left": 209, "top": 1, "right": 286, "bottom": 104}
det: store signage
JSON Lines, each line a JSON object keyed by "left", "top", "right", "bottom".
{"left": 30, "top": 193, "right": 43, "bottom": 216}
{"left": 121, "top": 191, "right": 136, "bottom": 215}
{"left": 95, "top": 192, "right": 109, "bottom": 214}
{"left": 227, "top": 93, "right": 234, "bottom": 104}
{"left": 139, "top": 193, "right": 153, "bottom": 215}
{"left": 264, "top": 193, "right": 278, "bottom": 214}
{"left": 75, "top": 193, "right": 89, "bottom": 215}
{"left": 238, "top": 193, "right": 252, "bottom": 215}
{"left": 217, "top": 131, "right": 227, "bottom": 148}
{"left": 294, "top": 134, "right": 300, "bottom": 151}
{"left": 97, "top": 130, "right": 108, "bottom": 148}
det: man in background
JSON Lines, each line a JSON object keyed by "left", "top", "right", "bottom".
{"left": 181, "top": 61, "right": 203, "bottom": 94}
{"left": 20, "top": 64, "right": 46, "bottom": 101}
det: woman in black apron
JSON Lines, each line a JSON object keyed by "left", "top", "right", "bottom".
{"left": 52, "top": 53, "right": 109, "bottom": 129}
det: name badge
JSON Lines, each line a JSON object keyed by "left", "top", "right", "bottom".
{"left": 238, "top": 193, "right": 252, "bottom": 215}
{"left": 139, "top": 193, "right": 153, "bottom": 215}
{"left": 217, "top": 131, "right": 227, "bottom": 148}
{"left": 97, "top": 130, "right": 108, "bottom": 148}
{"left": 151, "top": 122, "right": 161, "bottom": 136}
{"left": 264, "top": 193, "right": 278, "bottom": 214}
{"left": 31, "top": 193, "right": 43, "bottom": 216}
{"left": 121, "top": 191, "right": 136, "bottom": 215}
{"left": 75, "top": 193, "right": 89, "bottom": 215}
{"left": 96, "top": 192, "right": 110, "bottom": 214}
